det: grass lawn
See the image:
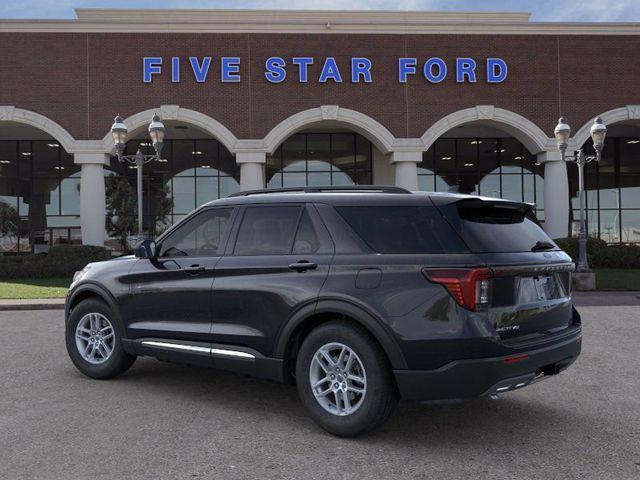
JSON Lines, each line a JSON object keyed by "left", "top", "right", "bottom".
{"left": 594, "top": 269, "right": 640, "bottom": 291}
{"left": 0, "top": 277, "right": 71, "bottom": 299}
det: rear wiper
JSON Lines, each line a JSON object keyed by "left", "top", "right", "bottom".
{"left": 531, "top": 241, "right": 555, "bottom": 252}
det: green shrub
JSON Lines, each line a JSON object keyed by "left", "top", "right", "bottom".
{"left": 554, "top": 237, "right": 608, "bottom": 266}
{"left": 0, "top": 245, "right": 112, "bottom": 279}
{"left": 592, "top": 245, "right": 640, "bottom": 269}
{"left": 555, "top": 237, "right": 640, "bottom": 269}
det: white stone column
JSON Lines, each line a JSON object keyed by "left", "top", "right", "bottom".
{"left": 391, "top": 151, "right": 422, "bottom": 191}
{"left": 237, "top": 151, "right": 266, "bottom": 191}
{"left": 75, "top": 152, "right": 109, "bottom": 246}
{"left": 538, "top": 151, "right": 569, "bottom": 239}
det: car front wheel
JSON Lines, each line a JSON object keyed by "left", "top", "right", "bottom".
{"left": 65, "top": 298, "right": 136, "bottom": 379}
{"left": 295, "top": 320, "right": 398, "bottom": 437}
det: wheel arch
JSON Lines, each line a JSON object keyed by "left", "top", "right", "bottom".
{"left": 275, "top": 299, "right": 407, "bottom": 382}
{"left": 66, "top": 282, "right": 120, "bottom": 325}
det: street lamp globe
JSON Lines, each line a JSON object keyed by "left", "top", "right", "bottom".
{"left": 554, "top": 117, "right": 571, "bottom": 154}
{"left": 110, "top": 115, "right": 128, "bottom": 152}
{"left": 148, "top": 113, "right": 165, "bottom": 156}
{"left": 590, "top": 116, "right": 607, "bottom": 155}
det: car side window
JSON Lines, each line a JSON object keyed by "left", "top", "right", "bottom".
{"left": 159, "top": 208, "right": 233, "bottom": 257}
{"left": 233, "top": 205, "right": 308, "bottom": 256}
{"left": 293, "top": 210, "right": 320, "bottom": 254}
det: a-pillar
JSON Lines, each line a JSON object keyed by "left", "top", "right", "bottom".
{"left": 75, "top": 152, "right": 109, "bottom": 246}
{"left": 538, "top": 151, "right": 569, "bottom": 239}
{"left": 391, "top": 151, "right": 422, "bottom": 191}
{"left": 237, "top": 151, "right": 266, "bottom": 191}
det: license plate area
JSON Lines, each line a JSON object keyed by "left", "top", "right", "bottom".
{"left": 533, "top": 275, "right": 551, "bottom": 301}
{"left": 517, "top": 274, "right": 566, "bottom": 304}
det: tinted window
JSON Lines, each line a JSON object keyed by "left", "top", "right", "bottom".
{"left": 234, "top": 206, "right": 302, "bottom": 255}
{"left": 336, "top": 206, "right": 468, "bottom": 254}
{"left": 441, "top": 199, "right": 555, "bottom": 253}
{"left": 160, "top": 208, "right": 233, "bottom": 257}
{"left": 293, "top": 211, "right": 320, "bottom": 254}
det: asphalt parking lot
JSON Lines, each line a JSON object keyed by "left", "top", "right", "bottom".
{"left": 1, "top": 307, "right": 639, "bottom": 480}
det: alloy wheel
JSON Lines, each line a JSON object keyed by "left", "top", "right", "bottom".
{"left": 309, "top": 342, "right": 367, "bottom": 416}
{"left": 75, "top": 313, "right": 115, "bottom": 365}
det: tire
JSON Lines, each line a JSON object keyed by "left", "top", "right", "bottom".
{"left": 65, "top": 298, "right": 136, "bottom": 379}
{"left": 295, "top": 320, "right": 398, "bottom": 437}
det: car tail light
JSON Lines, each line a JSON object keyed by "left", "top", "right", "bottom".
{"left": 422, "top": 268, "right": 492, "bottom": 310}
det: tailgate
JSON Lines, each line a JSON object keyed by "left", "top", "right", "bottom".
{"left": 488, "top": 261, "right": 574, "bottom": 341}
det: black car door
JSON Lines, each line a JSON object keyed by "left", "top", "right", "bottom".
{"left": 210, "top": 203, "right": 334, "bottom": 358}
{"left": 121, "top": 206, "right": 236, "bottom": 343}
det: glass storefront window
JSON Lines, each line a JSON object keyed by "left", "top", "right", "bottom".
{"left": 569, "top": 136, "right": 640, "bottom": 244}
{"left": 0, "top": 140, "right": 81, "bottom": 253}
{"left": 266, "top": 133, "right": 372, "bottom": 188}
{"left": 420, "top": 137, "right": 544, "bottom": 220}
{"left": 108, "top": 138, "right": 239, "bottom": 236}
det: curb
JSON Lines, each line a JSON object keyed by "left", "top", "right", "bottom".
{"left": 0, "top": 300, "right": 65, "bottom": 311}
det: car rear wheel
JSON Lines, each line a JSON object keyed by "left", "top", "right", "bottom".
{"left": 295, "top": 320, "right": 398, "bottom": 437}
{"left": 65, "top": 298, "right": 136, "bottom": 379}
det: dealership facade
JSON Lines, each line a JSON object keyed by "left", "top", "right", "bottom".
{"left": 1, "top": 9, "right": 640, "bottom": 252}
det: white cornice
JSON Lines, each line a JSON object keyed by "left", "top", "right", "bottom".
{"left": 0, "top": 9, "right": 639, "bottom": 35}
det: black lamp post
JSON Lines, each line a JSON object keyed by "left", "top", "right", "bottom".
{"left": 110, "top": 114, "right": 166, "bottom": 236}
{"left": 554, "top": 116, "right": 607, "bottom": 272}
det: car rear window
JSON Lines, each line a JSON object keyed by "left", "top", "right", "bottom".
{"left": 335, "top": 206, "right": 468, "bottom": 254}
{"left": 439, "top": 199, "right": 557, "bottom": 253}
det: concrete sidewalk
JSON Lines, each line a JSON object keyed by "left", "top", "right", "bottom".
{"left": 0, "top": 292, "right": 639, "bottom": 311}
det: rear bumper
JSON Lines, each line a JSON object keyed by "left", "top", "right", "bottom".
{"left": 394, "top": 327, "right": 582, "bottom": 401}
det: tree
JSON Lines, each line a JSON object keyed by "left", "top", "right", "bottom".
{"left": 105, "top": 175, "right": 173, "bottom": 252}
{"left": 0, "top": 201, "right": 20, "bottom": 252}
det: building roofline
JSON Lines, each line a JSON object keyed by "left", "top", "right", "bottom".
{"left": 0, "top": 8, "right": 639, "bottom": 35}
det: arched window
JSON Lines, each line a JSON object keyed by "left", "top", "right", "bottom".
{"left": 266, "top": 133, "right": 373, "bottom": 188}
{"left": 0, "top": 139, "right": 79, "bottom": 253}
{"left": 418, "top": 137, "right": 544, "bottom": 221}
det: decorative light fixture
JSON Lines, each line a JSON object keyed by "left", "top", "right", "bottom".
{"left": 553, "top": 116, "right": 607, "bottom": 273}
{"left": 110, "top": 113, "right": 166, "bottom": 237}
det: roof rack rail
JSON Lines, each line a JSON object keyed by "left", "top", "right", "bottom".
{"left": 229, "top": 185, "right": 411, "bottom": 197}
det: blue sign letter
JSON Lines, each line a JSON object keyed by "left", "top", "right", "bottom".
{"left": 265, "top": 57, "right": 287, "bottom": 83}
{"left": 171, "top": 57, "right": 180, "bottom": 83}
{"left": 351, "top": 57, "right": 372, "bottom": 83}
{"left": 487, "top": 58, "right": 508, "bottom": 83}
{"left": 143, "top": 57, "right": 162, "bottom": 83}
{"left": 456, "top": 58, "right": 477, "bottom": 83}
{"left": 189, "top": 57, "right": 211, "bottom": 83}
{"left": 424, "top": 57, "right": 447, "bottom": 83}
{"left": 221, "top": 57, "right": 241, "bottom": 83}
{"left": 292, "top": 57, "right": 313, "bottom": 82}
{"left": 398, "top": 58, "right": 417, "bottom": 83}
{"left": 319, "top": 57, "right": 343, "bottom": 83}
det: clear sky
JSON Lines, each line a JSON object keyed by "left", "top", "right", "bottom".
{"left": 1, "top": 0, "right": 639, "bottom": 22}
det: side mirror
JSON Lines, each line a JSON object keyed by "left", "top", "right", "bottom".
{"left": 134, "top": 239, "right": 157, "bottom": 259}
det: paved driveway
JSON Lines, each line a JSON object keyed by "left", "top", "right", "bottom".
{"left": 1, "top": 307, "right": 639, "bottom": 480}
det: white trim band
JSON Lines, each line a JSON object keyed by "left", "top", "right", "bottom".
{"left": 141, "top": 340, "right": 256, "bottom": 359}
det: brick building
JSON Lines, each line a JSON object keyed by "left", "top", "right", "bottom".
{"left": 1, "top": 9, "right": 639, "bottom": 251}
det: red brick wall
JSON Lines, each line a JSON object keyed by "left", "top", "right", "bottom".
{"left": 1, "top": 32, "right": 639, "bottom": 142}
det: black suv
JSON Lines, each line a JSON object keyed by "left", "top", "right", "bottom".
{"left": 65, "top": 186, "right": 581, "bottom": 437}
